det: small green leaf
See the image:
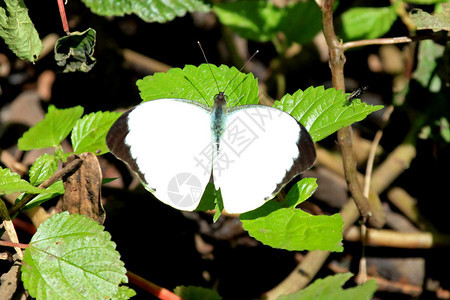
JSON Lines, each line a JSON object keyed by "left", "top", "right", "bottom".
{"left": 438, "top": 117, "right": 450, "bottom": 142}
{"left": 341, "top": 6, "right": 397, "bottom": 40}
{"left": 174, "top": 285, "right": 222, "bottom": 300}
{"left": 72, "top": 111, "right": 122, "bottom": 155}
{"left": 0, "top": 167, "right": 46, "bottom": 195}
{"left": 21, "top": 181, "right": 65, "bottom": 211}
{"left": 410, "top": 4, "right": 450, "bottom": 31}
{"left": 115, "top": 285, "right": 136, "bottom": 299}
{"left": 55, "top": 28, "right": 97, "bottom": 73}
{"left": 0, "top": 0, "right": 43, "bottom": 62}
{"left": 213, "top": 0, "right": 322, "bottom": 45}
{"left": 240, "top": 178, "right": 344, "bottom": 252}
{"left": 273, "top": 86, "right": 383, "bottom": 142}
{"left": 29, "top": 154, "right": 58, "bottom": 186}
{"left": 22, "top": 212, "right": 129, "bottom": 300}
{"left": 81, "top": 0, "right": 211, "bottom": 23}
{"left": 137, "top": 64, "right": 259, "bottom": 107}
{"left": 278, "top": 273, "right": 377, "bottom": 300}
{"left": 18, "top": 105, "right": 84, "bottom": 150}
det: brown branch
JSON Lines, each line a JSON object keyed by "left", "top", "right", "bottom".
{"left": 321, "top": 0, "right": 384, "bottom": 228}
{"left": 8, "top": 158, "right": 83, "bottom": 217}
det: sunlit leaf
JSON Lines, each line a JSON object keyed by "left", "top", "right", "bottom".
{"left": 0, "top": 0, "right": 42, "bottom": 62}
{"left": 22, "top": 212, "right": 130, "bottom": 300}
{"left": 81, "top": 0, "right": 211, "bottom": 23}
{"left": 240, "top": 178, "right": 344, "bottom": 252}
{"left": 278, "top": 273, "right": 377, "bottom": 300}
{"left": 18, "top": 105, "right": 84, "bottom": 150}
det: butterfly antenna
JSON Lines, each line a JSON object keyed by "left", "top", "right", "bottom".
{"left": 197, "top": 41, "right": 221, "bottom": 93}
{"left": 223, "top": 50, "right": 259, "bottom": 94}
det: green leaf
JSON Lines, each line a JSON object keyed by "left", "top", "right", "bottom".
{"left": 277, "top": 273, "right": 377, "bottom": 300}
{"left": 137, "top": 64, "right": 259, "bottom": 107}
{"left": 410, "top": 4, "right": 450, "bottom": 32}
{"left": 403, "top": 0, "right": 446, "bottom": 4}
{"left": 174, "top": 285, "right": 222, "bottom": 300}
{"left": 81, "top": 0, "right": 211, "bottom": 23}
{"left": 413, "top": 40, "right": 445, "bottom": 92}
{"left": 55, "top": 28, "right": 97, "bottom": 73}
{"left": 72, "top": 111, "right": 122, "bottom": 155}
{"left": 341, "top": 6, "right": 397, "bottom": 40}
{"left": 115, "top": 285, "right": 136, "bottom": 299}
{"left": 18, "top": 105, "right": 84, "bottom": 150}
{"left": 21, "top": 181, "right": 65, "bottom": 211}
{"left": 438, "top": 117, "right": 450, "bottom": 142}
{"left": 0, "top": 167, "right": 46, "bottom": 195}
{"left": 240, "top": 178, "right": 344, "bottom": 252}
{"left": 213, "top": 0, "right": 322, "bottom": 45}
{"left": 22, "top": 212, "right": 129, "bottom": 300}
{"left": 273, "top": 86, "right": 383, "bottom": 142}
{"left": 29, "top": 154, "right": 58, "bottom": 186}
{"left": 0, "top": 0, "right": 42, "bottom": 62}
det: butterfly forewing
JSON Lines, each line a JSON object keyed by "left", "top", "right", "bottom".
{"left": 213, "top": 105, "right": 316, "bottom": 213}
{"left": 106, "top": 99, "right": 212, "bottom": 211}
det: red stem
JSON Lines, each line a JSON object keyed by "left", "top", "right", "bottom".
{"left": 0, "top": 240, "right": 29, "bottom": 249}
{"left": 57, "top": 0, "right": 70, "bottom": 34}
{"left": 127, "top": 271, "right": 182, "bottom": 300}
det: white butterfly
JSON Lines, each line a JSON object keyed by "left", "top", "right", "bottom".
{"left": 106, "top": 79, "right": 315, "bottom": 214}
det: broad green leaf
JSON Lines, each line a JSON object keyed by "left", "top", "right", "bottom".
{"left": 214, "top": 0, "right": 322, "bottom": 45}
{"left": 72, "top": 111, "right": 122, "bottom": 155}
{"left": 410, "top": 4, "right": 450, "bottom": 32}
{"left": 18, "top": 105, "right": 84, "bottom": 150}
{"left": 29, "top": 154, "right": 58, "bottom": 186}
{"left": 413, "top": 40, "right": 445, "bottom": 92}
{"left": 240, "top": 178, "right": 344, "bottom": 252}
{"left": 273, "top": 86, "right": 383, "bottom": 142}
{"left": 174, "top": 285, "right": 222, "bottom": 300}
{"left": 55, "top": 28, "right": 97, "bottom": 73}
{"left": 21, "top": 181, "right": 65, "bottom": 211}
{"left": 0, "top": 0, "right": 42, "bottom": 62}
{"left": 341, "top": 6, "right": 397, "bottom": 40}
{"left": 278, "top": 273, "right": 377, "bottom": 300}
{"left": 137, "top": 64, "right": 259, "bottom": 107}
{"left": 22, "top": 212, "right": 129, "bottom": 300}
{"left": 81, "top": 0, "right": 211, "bottom": 23}
{"left": 0, "top": 167, "right": 46, "bottom": 195}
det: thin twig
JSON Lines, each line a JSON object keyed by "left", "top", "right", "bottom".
{"left": 9, "top": 158, "right": 83, "bottom": 217}
{"left": 343, "top": 36, "right": 413, "bottom": 51}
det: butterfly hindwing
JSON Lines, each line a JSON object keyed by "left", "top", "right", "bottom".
{"left": 213, "top": 105, "right": 316, "bottom": 213}
{"left": 106, "top": 99, "right": 212, "bottom": 211}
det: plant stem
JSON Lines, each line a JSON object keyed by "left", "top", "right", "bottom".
{"left": 0, "top": 240, "right": 29, "bottom": 249}
{"left": 9, "top": 158, "right": 83, "bottom": 217}
{"left": 57, "top": 0, "right": 70, "bottom": 34}
{"left": 343, "top": 36, "right": 413, "bottom": 51}
{"left": 127, "top": 271, "right": 182, "bottom": 300}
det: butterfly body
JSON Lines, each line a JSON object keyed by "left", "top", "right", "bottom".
{"left": 107, "top": 91, "right": 316, "bottom": 213}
